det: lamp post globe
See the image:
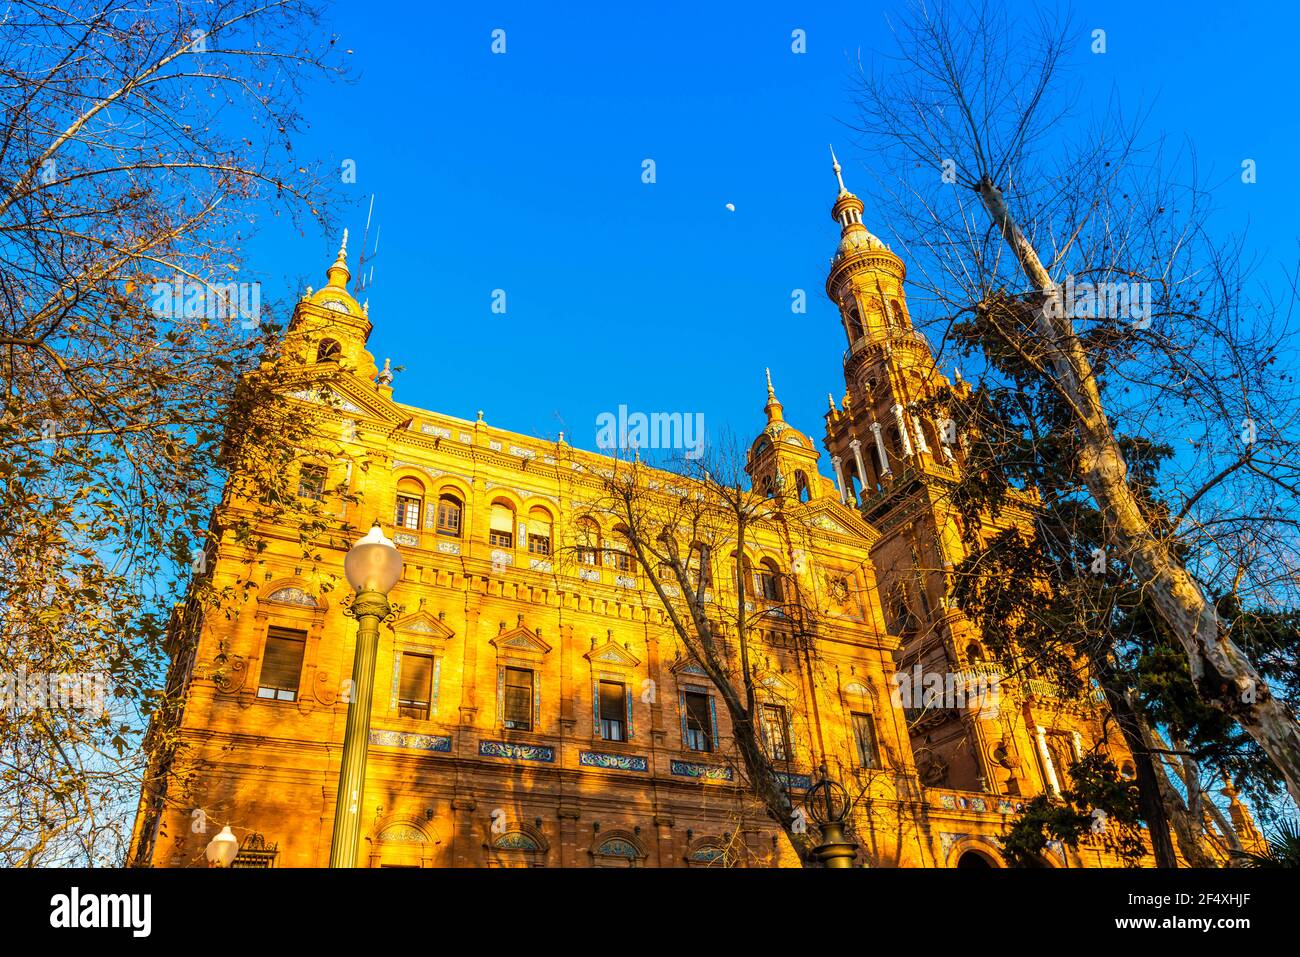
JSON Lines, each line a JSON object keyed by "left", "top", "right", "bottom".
{"left": 205, "top": 826, "right": 239, "bottom": 868}
{"left": 343, "top": 523, "right": 403, "bottom": 593}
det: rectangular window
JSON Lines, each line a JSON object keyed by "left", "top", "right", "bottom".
{"left": 851, "top": 712, "right": 878, "bottom": 769}
{"left": 490, "top": 529, "right": 514, "bottom": 548}
{"left": 297, "top": 465, "right": 325, "bottom": 501}
{"left": 258, "top": 628, "right": 306, "bottom": 701}
{"left": 503, "top": 667, "right": 533, "bottom": 731}
{"left": 610, "top": 550, "right": 631, "bottom": 573}
{"left": 683, "top": 690, "right": 713, "bottom": 752}
{"left": 599, "top": 680, "right": 626, "bottom": 742}
{"left": 398, "top": 653, "right": 434, "bottom": 719}
{"left": 394, "top": 495, "right": 421, "bottom": 531}
{"left": 527, "top": 534, "right": 550, "bottom": 556}
{"left": 762, "top": 704, "right": 791, "bottom": 761}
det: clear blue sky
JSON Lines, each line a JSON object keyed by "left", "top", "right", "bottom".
{"left": 244, "top": 0, "right": 1299, "bottom": 475}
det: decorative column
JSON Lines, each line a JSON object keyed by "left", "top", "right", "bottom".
{"left": 869, "top": 421, "right": 892, "bottom": 476}
{"left": 1035, "top": 725, "right": 1061, "bottom": 796}
{"left": 848, "top": 438, "right": 869, "bottom": 494}
{"left": 830, "top": 455, "right": 848, "bottom": 505}
{"left": 891, "top": 404, "right": 915, "bottom": 457}
{"left": 911, "top": 414, "right": 931, "bottom": 454}
{"left": 1071, "top": 730, "right": 1084, "bottom": 762}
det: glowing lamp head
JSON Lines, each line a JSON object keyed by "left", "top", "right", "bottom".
{"left": 206, "top": 825, "right": 240, "bottom": 867}
{"left": 344, "top": 522, "right": 403, "bottom": 594}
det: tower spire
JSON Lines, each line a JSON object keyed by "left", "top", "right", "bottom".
{"left": 830, "top": 144, "right": 849, "bottom": 195}
{"left": 325, "top": 228, "right": 351, "bottom": 289}
{"left": 763, "top": 368, "right": 785, "bottom": 424}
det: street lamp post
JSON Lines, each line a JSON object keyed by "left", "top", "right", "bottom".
{"left": 804, "top": 773, "right": 858, "bottom": 868}
{"left": 329, "top": 522, "right": 403, "bottom": 868}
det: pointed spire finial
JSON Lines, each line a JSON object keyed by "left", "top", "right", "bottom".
{"left": 763, "top": 368, "right": 784, "bottom": 424}
{"left": 377, "top": 357, "right": 393, "bottom": 387}
{"left": 830, "top": 144, "right": 848, "bottom": 194}
{"left": 827, "top": 392, "right": 837, "bottom": 413}
{"left": 325, "top": 228, "right": 352, "bottom": 289}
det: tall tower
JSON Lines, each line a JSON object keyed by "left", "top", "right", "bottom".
{"left": 282, "top": 230, "right": 380, "bottom": 383}
{"left": 820, "top": 149, "right": 996, "bottom": 793}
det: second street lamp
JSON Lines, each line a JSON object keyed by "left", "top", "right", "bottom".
{"left": 804, "top": 773, "right": 858, "bottom": 868}
{"left": 328, "top": 522, "right": 403, "bottom": 868}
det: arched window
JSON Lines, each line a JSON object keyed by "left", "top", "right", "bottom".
{"left": 394, "top": 477, "right": 424, "bottom": 530}
{"left": 435, "top": 492, "right": 462, "bottom": 537}
{"left": 526, "top": 506, "right": 553, "bottom": 556}
{"left": 731, "top": 553, "right": 754, "bottom": 595}
{"left": 762, "top": 474, "right": 775, "bottom": 498}
{"left": 887, "top": 585, "right": 916, "bottom": 636}
{"left": 688, "top": 542, "right": 712, "bottom": 589}
{"left": 887, "top": 425, "right": 904, "bottom": 459}
{"left": 794, "top": 470, "right": 810, "bottom": 503}
{"left": 758, "top": 559, "right": 783, "bottom": 602}
{"left": 655, "top": 533, "right": 676, "bottom": 581}
{"left": 575, "top": 517, "right": 601, "bottom": 566}
{"left": 608, "top": 524, "right": 634, "bottom": 573}
{"left": 489, "top": 500, "right": 516, "bottom": 549}
{"left": 316, "top": 338, "right": 341, "bottom": 363}
{"left": 845, "top": 301, "right": 865, "bottom": 342}
{"left": 966, "top": 642, "right": 986, "bottom": 663}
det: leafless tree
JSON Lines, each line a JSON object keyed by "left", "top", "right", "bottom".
{"left": 0, "top": 0, "right": 345, "bottom": 865}
{"left": 849, "top": 0, "right": 1300, "bottom": 809}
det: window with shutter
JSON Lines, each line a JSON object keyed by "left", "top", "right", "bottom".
{"left": 762, "top": 704, "right": 791, "bottom": 761}
{"left": 576, "top": 518, "right": 600, "bottom": 565}
{"left": 852, "top": 712, "right": 878, "bottom": 768}
{"left": 489, "top": 502, "right": 514, "bottom": 548}
{"left": 503, "top": 667, "right": 533, "bottom": 730}
{"left": 526, "top": 507, "right": 552, "bottom": 555}
{"left": 258, "top": 628, "right": 306, "bottom": 701}
{"left": 599, "top": 680, "right": 626, "bottom": 742}
{"left": 683, "top": 690, "right": 713, "bottom": 752}
{"left": 398, "top": 653, "right": 434, "bottom": 719}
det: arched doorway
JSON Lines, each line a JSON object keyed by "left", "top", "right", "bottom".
{"left": 956, "top": 849, "right": 996, "bottom": 869}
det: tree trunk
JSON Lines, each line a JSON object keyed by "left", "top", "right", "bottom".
{"left": 1095, "top": 662, "right": 1178, "bottom": 866}
{"left": 976, "top": 176, "right": 1300, "bottom": 809}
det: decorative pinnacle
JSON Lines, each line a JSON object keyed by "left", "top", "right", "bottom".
{"left": 827, "top": 392, "right": 837, "bottom": 413}
{"left": 763, "top": 368, "right": 784, "bottom": 424}
{"left": 326, "top": 228, "right": 351, "bottom": 288}
{"left": 830, "top": 144, "right": 848, "bottom": 194}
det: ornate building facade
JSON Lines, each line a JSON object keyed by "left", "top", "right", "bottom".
{"left": 130, "top": 161, "right": 1248, "bottom": 869}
